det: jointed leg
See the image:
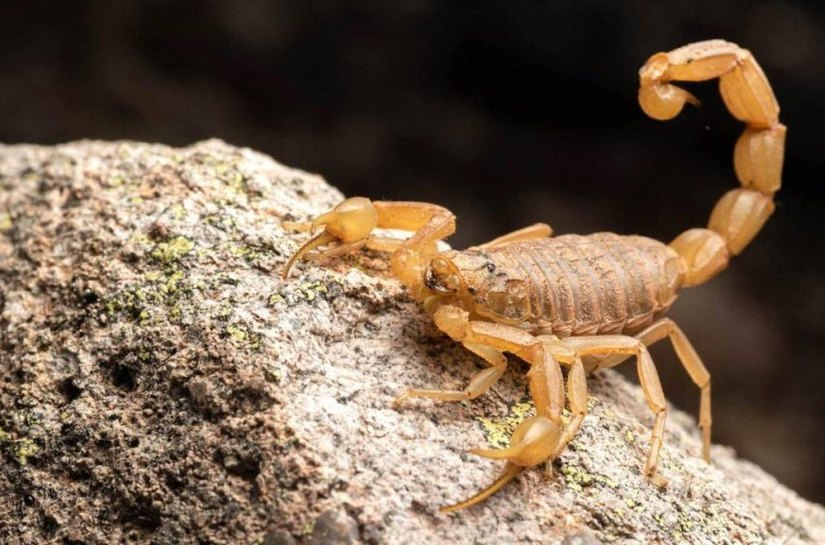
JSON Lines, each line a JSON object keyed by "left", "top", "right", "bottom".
{"left": 564, "top": 335, "right": 669, "bottom": 486}
{"left": 397, "top": 306, "right": 565, "bottom": 421}
{"left": 475, "top": 223, "right": 553, "bottom": 250}
{"left": 393, "top": 342, "right": 507, "bottom": 404}
{"left": 581, "top": 319, "right": 712, "bottom": 461}
{"left": 632, "top": 319, "right": 711, "bottom": 461}
{"left": 553, "top": 355, "right": 588, "bottom": 458}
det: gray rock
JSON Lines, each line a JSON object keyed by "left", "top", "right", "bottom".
{"left": 562, "top": 533, "right": 604, "bottom": 545}
{"left": 308, "top": 510, "right": 360, "bottom": 545}
{"left": 0, "top": 140, "right": 823, "bottom": 544}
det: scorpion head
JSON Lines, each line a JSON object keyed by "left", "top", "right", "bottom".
{"left": 424, "top": 250, "right": 489, "bottom": 310}
{"left": 425, "top": 250, "right": 532, "bottom": 324}
{"left": 425, "top": 253, "right": 468, "bottom": 297}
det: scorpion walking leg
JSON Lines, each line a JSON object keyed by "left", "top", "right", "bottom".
{"left": 636, "top": 319, "right": 711, "bottom": 461}
{"left": 393, "top": 342, "right": 508, "bottom": 404}
{"left": 552, "top": 355, "right": 589, "bottom": 459}
{"left": 564, "top": 335, "right": 669, "bottom": 486}
{"left": 475, "top": 223, "right": 553, "bottom": 249}
{"left": 576, "top": 318, "right": 712, "bottom": 462}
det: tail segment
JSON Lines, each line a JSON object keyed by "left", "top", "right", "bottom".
{"left": 639, "top": 40, "right": 786, "bottom": 287}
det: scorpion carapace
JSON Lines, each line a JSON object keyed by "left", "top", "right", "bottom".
{"left": 281, "top": 40, "right": 785, "bottom": 512}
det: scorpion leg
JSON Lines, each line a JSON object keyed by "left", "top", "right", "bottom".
{"left": 393, "top": 342, "right": 507, "bottom": 404}
{"left": 526, "top": 337, "right": 590, "bottom": 471}
{"left": 552, "top": 354, "right": 588, "bottom": 459}
{"left": 576, "top": 319, "right": 712, "bottom": 462}
{"left": 430, "top": 305, "right": 567, "bottom": 512}
{"left": 564, "top": 335, "right": 669, "bottom": 487}
{"left": 475, "top": 223, "right": 553, "bottom": 249}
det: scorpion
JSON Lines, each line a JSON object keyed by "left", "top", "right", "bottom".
{"left": 281, "top": 40, "right": 785, "bottom": 512}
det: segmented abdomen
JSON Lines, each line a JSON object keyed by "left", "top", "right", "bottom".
{"left": 487, "top": 233, "right": 684, "bottom": 337}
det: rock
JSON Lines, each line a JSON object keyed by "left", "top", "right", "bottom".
{"left": 562, "top": 533, "right": 604, "bottom": 545}
{"left": 0, "top": 139, "right": 823, "bottom": 544}
{"left": 308, "top": 510, "right": 360, "bottom": 545}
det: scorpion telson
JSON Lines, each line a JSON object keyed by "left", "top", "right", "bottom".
{"left": 282, "top": 40, "right": 785, "bottom": 512}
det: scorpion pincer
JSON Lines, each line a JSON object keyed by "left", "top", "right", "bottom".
{"left": 281, "top": 39, "right": 785, "bottom": 512}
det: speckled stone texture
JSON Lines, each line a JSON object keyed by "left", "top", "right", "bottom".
{"left": 0, "top": 140, "right": 823, "bottom": 545}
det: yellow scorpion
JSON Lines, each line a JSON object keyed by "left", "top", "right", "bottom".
{"left": 282, "top": 40, "right": 785, "bottom": 512}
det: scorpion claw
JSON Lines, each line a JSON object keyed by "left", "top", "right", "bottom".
{"left": 281, "top": 230, "right": 337, "bottom": 279}
{"left": 440, "top": 463, "right": 524, "bottom": 514}
{"left": 470, "top": 446, "right": 522, "bottom": 460}
{"left": 442, "top": 416, "right": 561, "bottom": 512}
{"left": 281, "top": 197, "right": 379, "bottom": 279}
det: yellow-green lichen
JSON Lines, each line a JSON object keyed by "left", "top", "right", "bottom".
{"left": 159, "top": 270, "right": 185, "bottom": 295}
{"left": 13, "top": 438, "right": 38, "bottom": 466}
{"left": 215, "top": 303, "right": 234, "bottom": 319}
{"left": 225, "top": 324, "right": 262, "bottom": 350}
{"left": 170, "top": 203, "right": 186, "bottom": 219}
{"left": 560, "top": 464, "right": 594, "bottom": 492}
{"left": 476, "top": 400, "right": 534, "bottom": 449}
{"left": 229, "top": 244, "right": 263, "bottom": 261}
{"left": 0, "top": 212, "right": 12, "bottom": 233}
{"left": 678, "top": 512, "right": 695, "bottom": 533}
{"left": 299, "top": 281, "right": 327, "bottom": 301}
{"left": 130, "top": 232, "right": 153, "bottom": 248}
{"left": 168, "top": 304, "right": 182, "bottom": 323}
{"left": 227, "top": 325, "right": 248, "bottom": 341}
{"left": 204, "top": 214, "right": 237, "bottom": 231}
{"left": 105, "top": 261, "right": 196, "bottom": 325}
{"left": 269, "top": 281, "right": 336, "bottom": 307}
{"left": 151, "top": 236, "right": 195, "bottom": 262}
{"left": 138, "top": 309, "right": 153, "bottom": 326}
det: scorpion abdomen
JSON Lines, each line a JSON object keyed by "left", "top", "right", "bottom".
{"left": 483, "top": 233, "right": 684, "bottom": 337}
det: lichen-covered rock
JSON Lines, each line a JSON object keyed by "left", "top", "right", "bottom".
{"left": 0, "top": 140, "right": 823, "bottom": 544}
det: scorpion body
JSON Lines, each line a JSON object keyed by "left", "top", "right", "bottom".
{"left": 282, "top": 40, "right": 785, "bottom": 512}
{"left": 443, "top": 233, "right": 683, "bottom": 338}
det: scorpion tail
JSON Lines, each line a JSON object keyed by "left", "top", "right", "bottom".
{"left": 439, "top": 462, "right": 524, "bottom": 514}
{"left": 639, "top": 40, "right": 786, "bottom": 287}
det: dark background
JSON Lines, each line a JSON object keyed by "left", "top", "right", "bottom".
{"left": 2, "top": 0, "right": 823, "bottom": 502}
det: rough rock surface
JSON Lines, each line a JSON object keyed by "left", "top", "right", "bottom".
{"left": 0, "top": 140, "right": 823, "bottom": 545}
